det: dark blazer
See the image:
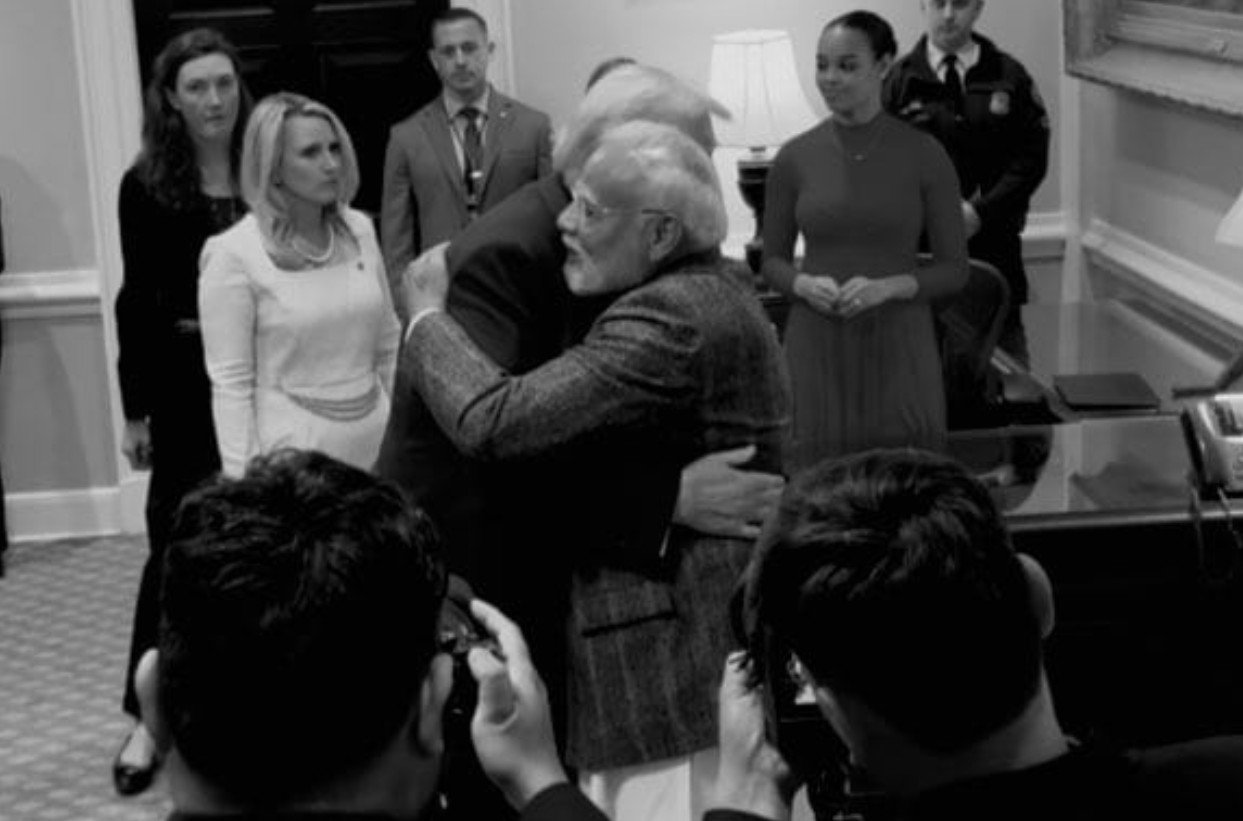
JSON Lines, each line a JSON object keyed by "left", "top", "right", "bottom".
{"left": 380, "top": 88, "right": 552, "bottom": 306}
{"left": 403, "top": 254, "right": 791, "bottom": 771}
{"left": 375, "top": 175, "right": 581, "bottom": 606}
{"left": 883, "top": 33, "right": 1049, "bottom": 303}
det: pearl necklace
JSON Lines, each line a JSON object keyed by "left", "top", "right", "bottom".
{"left": 290, "top": 229, "right": 336, "bottom": 265}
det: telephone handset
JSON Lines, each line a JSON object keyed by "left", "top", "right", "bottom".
{"left": 1181, "top": 393, "right": 1243, "bottom": 495}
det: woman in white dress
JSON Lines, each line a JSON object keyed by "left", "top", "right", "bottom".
{"left": 200, "top": 92, "right": 400, "bottom": 476}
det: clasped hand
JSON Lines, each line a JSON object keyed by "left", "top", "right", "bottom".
{"left": 794, "top": 273, "right": 894, "bottom": 319}
{"left": 401, "top": 241, "right": 451, "bottom": 319}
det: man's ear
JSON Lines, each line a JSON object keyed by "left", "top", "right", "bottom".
{"left": 411, "top": 653, "right": 454, "bottom": 757}
{"left": 809, "top": 679, "right": 860, "bottom": 756}
{"left": 135, "top": 649, "right": 172, "bottom": 754}
{"left": 1018, "top": 553, "right": 1055, "bottom": 639}
{"left": 646, "top": 214, "right": 684, "bottom": 265}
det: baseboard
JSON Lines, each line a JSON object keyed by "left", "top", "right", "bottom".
{"left": 7, "top": 486, "right": 124, "bottom": 544}
{"left": 1080, "top": 218, "right": 1243, "bottom": 351}
{"left": 0, "top": 269, "right": 102, "bottom": 319}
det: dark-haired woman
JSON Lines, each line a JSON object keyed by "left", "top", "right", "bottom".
{"left": 762, "top": 10, "right": 967, "bottom": 467}
{"left": 112, "top": 27, "right": 252, "bottom": 796}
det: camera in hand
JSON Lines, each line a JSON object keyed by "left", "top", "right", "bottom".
{"left": 729, "top": 579, "right": 897, "bottom": 820}
{"left": 438, "top": 576, "right": 502, "bottom": 741}
{"left": 436, "top": 576, "right": 514, "bottom": 819}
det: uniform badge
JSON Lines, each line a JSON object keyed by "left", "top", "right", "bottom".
{"left": 990, "top": 91, "right": 1011, "bottom": 116}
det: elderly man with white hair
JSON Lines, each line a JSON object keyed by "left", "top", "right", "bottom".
{"left": 377, "top": 64, "right": 787, "bottom": 820}
{"left": 400, "top": 119, "right": 791, "bottom": 821}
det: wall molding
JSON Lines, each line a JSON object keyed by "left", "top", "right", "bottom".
{"left": 7, "top": 486, "right": 123, "bottom": 544}
{"left": 0, "top": 268, "right": 102, "bottom": 319}
{"left": 1023, "top": 211, "right": 1069, "bottom": 262}
{"left": 1080, "top": 217, "right": 1243, "bottom": 353}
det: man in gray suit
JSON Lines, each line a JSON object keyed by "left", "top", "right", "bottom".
{"left": 380, "top": 7, "right": 552, "bottom": 315}
{"left": 401, "top": 120, "right": 790, "bottom": 821}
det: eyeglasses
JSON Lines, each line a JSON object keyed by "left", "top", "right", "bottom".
{"left": 568, "top": 184, "right": 675, "bottom": 228}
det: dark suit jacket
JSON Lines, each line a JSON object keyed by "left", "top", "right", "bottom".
{"left": 375, "top": 175, "right": 583, "bottom": 615}
{"left": 883, "top": 33, "right": 1049, "bottom": 303}
{"left": 380, "top": 88, "right": 552, "bottom": 308}
{"left": 403, "top": 253, "right": 791, "bottom": 771}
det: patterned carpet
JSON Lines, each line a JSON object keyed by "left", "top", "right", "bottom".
{"left": 0, "top": 536, "right": 169, "bottom": 820}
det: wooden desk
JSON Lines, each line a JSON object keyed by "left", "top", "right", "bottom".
{"left": 948, "top": 416, "right": 1243, "bottom": 747}
{"left": 1001, "top": 300, "right": 1221, "bottom": 422}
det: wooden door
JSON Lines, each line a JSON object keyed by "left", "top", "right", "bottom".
{"left": 132, "top": 0, "right": 449, "bottom": 214}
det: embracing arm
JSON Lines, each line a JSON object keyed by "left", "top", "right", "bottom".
{"left": 198, "top": 237, "right": 259, "bottom": 478}
{"left": 404, "top": 289, "right": 699, "bottom": 462}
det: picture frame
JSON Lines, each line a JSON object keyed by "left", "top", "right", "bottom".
{"left": 1064, "top": 0, "right": 1243, "bottom": 118}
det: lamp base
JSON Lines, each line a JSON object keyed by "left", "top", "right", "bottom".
{"left": 737, "top": 155, "right": 770, "bottom": 275}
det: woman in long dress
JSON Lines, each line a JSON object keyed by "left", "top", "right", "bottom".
{"left": 200, "top": 93, "right": 400, "bottom": 477}
{"left": 762, "top": 10, "right": 967, "bottom": 469}
{"left": 112, "top": 28, "right": 252, "bottom": 796}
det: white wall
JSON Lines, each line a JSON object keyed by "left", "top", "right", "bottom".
{"left": 1081, "top": 85, "right": 1243, "bottom": 282}
{"left": 0, "top": 1, "right": 95, "bottom": 272}
{"left": 0, "top": 0, "right": 138, "bottom": 540}
{"left": 505, "top": 0, "right": 1062, "bottom": 219}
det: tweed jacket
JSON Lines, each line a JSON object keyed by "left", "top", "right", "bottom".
{"left": 380, "top": 88, "right": 552, "bottom": 309}
{"left": 404, "top": 253, "right": 791, "bottom": 771}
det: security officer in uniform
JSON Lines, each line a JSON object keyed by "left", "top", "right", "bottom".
{"left": 884, "top": 0, "right": 1049, "bottom": 364}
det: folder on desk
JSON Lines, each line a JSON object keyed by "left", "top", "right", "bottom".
{"left": 1053, "top": 372, "right": 1161, "bottom": 411}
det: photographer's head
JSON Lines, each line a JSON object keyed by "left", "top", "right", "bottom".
{"left": 135, "top": 449, "right": 451, "bottom": 814}
{"left": 742, "top": 448, "right": 1062, "bottom": 794}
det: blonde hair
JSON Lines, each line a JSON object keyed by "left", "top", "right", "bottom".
{"left": 553, "top": 64, "right": 730, "bottom": 178}
{"left": 239, "top": 92, "right": 360, "bottom": 249}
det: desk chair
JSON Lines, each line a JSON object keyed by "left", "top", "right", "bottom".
{"left": 932, "top": 257, "right": 1011, "bottom": 429}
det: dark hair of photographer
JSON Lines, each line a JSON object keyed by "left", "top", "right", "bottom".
{"left": 156, "top": 449, "right": 445, "bottom": 804}
{"left": 746, "top": 448, "right": 1043, "bottom": 755}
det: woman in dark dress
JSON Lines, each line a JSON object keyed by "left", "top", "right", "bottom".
{"left": 762, "top": 11, "right": 967, "bottom": 469}
{"left": 112, "top": 28, "right": 252, "bottom": 796}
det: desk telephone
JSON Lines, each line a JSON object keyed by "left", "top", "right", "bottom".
{"left": 1182, "top": 394, "right": 1243, "bottom": 495}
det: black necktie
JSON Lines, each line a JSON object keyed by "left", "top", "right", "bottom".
{"left": 942, "top": 54, "right": 964, "bottom": 113}
{"left": 459, "top": 106, "right": 483, "bottom": 196}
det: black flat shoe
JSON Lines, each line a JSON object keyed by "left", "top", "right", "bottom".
{"left": 112, "top": 729, "right": 159, "bottom": 797}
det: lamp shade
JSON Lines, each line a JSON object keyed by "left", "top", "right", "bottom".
{"left": 708, "top": 29, "right": 818, "bottom": 151}
{"left": 1217, "top": 182, "right": 1243, "bottom": 248}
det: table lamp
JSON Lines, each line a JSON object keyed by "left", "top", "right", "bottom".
{"left": 708, "top": 29, "right": 818, "bottom": 274}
